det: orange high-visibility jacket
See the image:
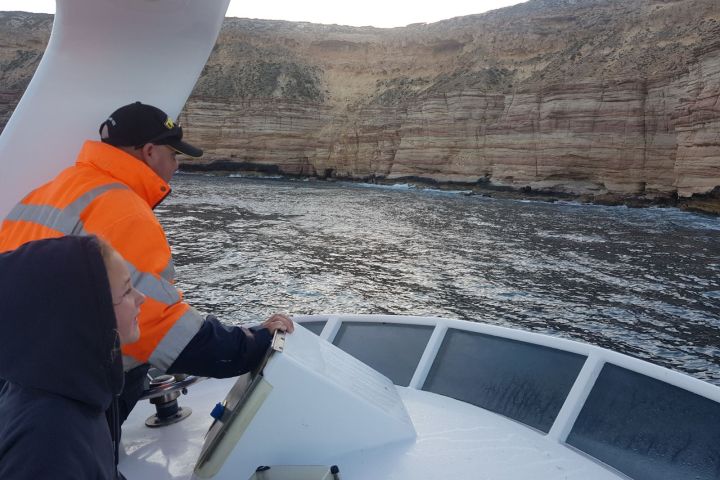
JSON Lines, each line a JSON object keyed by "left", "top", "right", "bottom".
{"left": 0, "top": 140, "right": 204, "bottom": 370}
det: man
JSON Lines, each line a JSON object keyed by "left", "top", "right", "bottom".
{"left": 0, "top": 101, "right": 294, "bottom": 421}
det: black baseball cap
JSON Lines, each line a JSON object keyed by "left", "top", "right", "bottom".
{"left": 99, "top": 101, "right": 203, "bottom": 158}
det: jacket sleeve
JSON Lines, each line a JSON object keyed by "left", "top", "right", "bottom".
{"left": 167, "top": 315, "right": 273, "bottom": 378}
{"left": 92, "top": 201, "right": 205, "bottom": 368}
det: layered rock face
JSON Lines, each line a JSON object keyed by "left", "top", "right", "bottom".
{"left": 0, "top": 12, "right": 51, "bottom": 131}
{"left": 2, "top": 0, "right": 719, "bottom": 201}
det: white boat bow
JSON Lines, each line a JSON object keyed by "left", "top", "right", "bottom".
{"left": 119, "top": 315, "right": 720, "bottom": 480}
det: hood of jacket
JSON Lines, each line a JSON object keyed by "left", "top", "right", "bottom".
{"left": 0, "top": 236, "right": 124, "bottom": 412}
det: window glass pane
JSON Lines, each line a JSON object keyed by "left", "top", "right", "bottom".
{"left": 332, "top": 323, "right": 434, "bottom": 386}
{"left": 423, "top": 329, "right": 586, "bottom": 433}
{"left": 301, "top": 321, "right": 326, "bottom": 336}
{"left": 567, "top": 364, "right": 720, "bottom": 480}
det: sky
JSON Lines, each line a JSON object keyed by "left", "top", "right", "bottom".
{"left": 1, "top": 0, "right": 525, "bottom": 28}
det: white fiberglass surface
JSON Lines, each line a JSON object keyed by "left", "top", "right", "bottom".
{"left": 119, "top": 377, "right": 235, "bottom": 480}
{"left": 119, "top": 378, "right": 622, "bottom": 480}
{"left": 333, "top": 388, "right": 623, "bottom": 480}
{"left": 200, "top": 324, "right": 417, "bottom": 479}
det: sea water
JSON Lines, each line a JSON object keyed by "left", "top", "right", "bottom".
{"left": 157, "top": 174, "right": 720, "bottom": 385}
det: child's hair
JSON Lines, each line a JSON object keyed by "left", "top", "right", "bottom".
{"left": 87, "top": 235, "right": 124, "bottom": 355}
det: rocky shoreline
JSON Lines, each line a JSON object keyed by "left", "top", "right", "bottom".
{"left": 179, "top": 162, "right": 720, "bottom": 215}
{"left": 2, "top": 2, "right": 719, "bottom": 203}
{"left": 175, "top": 0, "right": 720, "bottom": 204}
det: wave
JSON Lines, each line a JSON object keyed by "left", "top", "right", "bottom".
{"left": 347, "top": 182, "right": 473, "bottom": 196}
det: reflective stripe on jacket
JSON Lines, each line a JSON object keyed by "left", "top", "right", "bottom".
{"left": 0, "top": 140, "right": 204, "bottom": 369}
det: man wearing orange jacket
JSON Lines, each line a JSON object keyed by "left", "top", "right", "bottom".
{"left": 0, "top": 101, "right": 294, "bottom": 422}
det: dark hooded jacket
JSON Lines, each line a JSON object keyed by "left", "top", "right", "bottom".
{"left": 0, "top": 236, "right": 124, "bottom": 479}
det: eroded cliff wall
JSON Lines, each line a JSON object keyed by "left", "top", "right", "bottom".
{"left": 2, "top": 0, "right": 719, "bottom": 200}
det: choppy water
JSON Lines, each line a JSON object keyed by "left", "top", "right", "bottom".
{"left": 157, "top": 174, "right": 720, "bottom": 385}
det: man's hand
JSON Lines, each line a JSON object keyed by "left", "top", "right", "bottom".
{"left": 260, "top": 313, "right": 294, "bottom": 334}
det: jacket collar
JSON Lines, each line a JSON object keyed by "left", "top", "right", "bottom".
{"left": 76, "top": 140, "right": 171, "bottom": 209}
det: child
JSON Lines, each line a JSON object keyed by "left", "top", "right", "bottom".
{"left": 0, "top": 235, "right": 144, "bottom": 479}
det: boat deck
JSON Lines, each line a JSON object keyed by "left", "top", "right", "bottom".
{"left": 119, "top": 378, "right": 622, "bottom": 480}
{"left": 337, "top": 388, "right": 622, "bottom": 480}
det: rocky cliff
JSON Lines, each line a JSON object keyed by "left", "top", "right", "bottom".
{"left": 1, "top": 0, "right": 719, "bottom": 207}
